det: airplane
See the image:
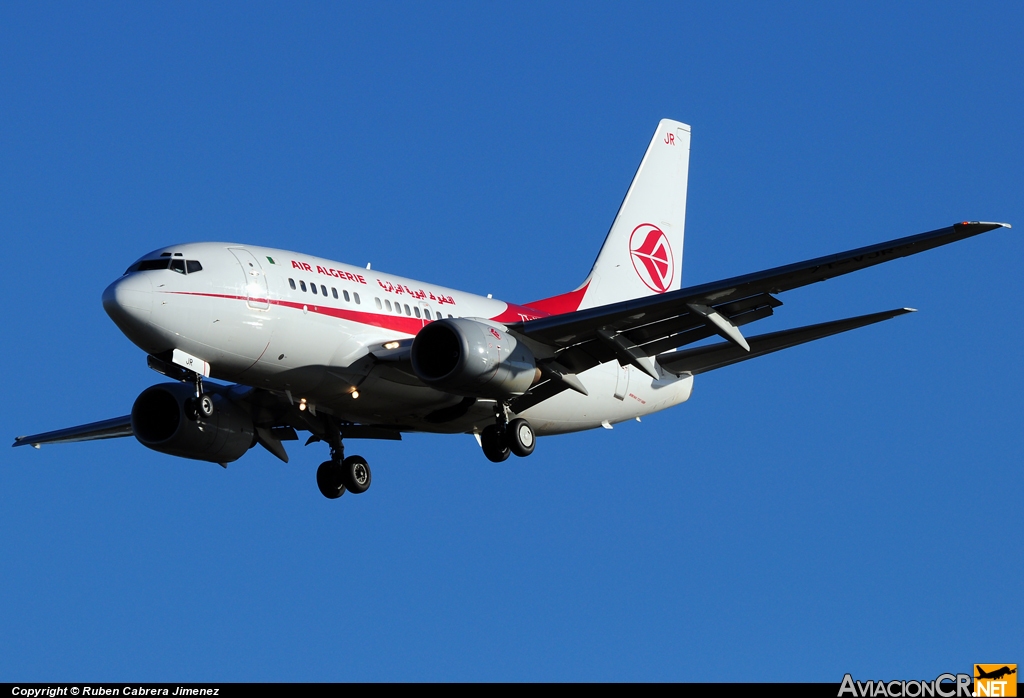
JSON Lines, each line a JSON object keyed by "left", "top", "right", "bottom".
{"left": 976, "top": 666, "right": 1017, "bottom": 681}
{"left": 12, "top": 119, "right": 1013, "bottom": 500}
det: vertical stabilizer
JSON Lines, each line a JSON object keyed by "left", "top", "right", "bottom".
{"left": 577, "top": 119, "right": 690, "bottom": 310}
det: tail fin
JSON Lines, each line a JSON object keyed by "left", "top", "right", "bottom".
{"left": 523, "top": 119, "right": 691, "bottom": 315}
{"left": 578, "top": 119, "right": 690, "bottom": 310}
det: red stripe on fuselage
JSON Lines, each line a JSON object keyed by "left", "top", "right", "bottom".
{"left": 164, "top": 291, "right": 429, "bottom": 335}
{"left": 488, "top": 284, "right": 591, "bottom": 323}
{"left": 519, "top": 283, "right": 589, "bottom": 316}
{"left": 164, "top": 284, "right": 587, "bottom": 334}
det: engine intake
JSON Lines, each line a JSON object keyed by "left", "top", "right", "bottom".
{"left": 411, "top": 318, "right": 539, "bottom": 398}
{"left": 131, "top": 383, "right": 255, "bottom": 463}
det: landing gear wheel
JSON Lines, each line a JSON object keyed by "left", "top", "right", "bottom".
{"left": 316, "top": 460, "right": 346, "bottom": 499}
{"left": 508, "top": 418, "right": 535, "bottom": 457}
{"left": 481, "top": 425, "right": 510, "bottom": 463}
{"left": 342, "top": 455, "right": 371, "bottom": 494}
{"left": 197, "top": 393, "right": 215, "bottom": 418}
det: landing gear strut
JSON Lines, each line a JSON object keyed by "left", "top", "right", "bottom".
{"left": 480, "top": 404, "right": 535, "bottom": 462}
{"left": 316, "top": 420, "right": 372, "bottom": 500}
{"left": 183, "top": 372, "right": 214, "bottom": 420}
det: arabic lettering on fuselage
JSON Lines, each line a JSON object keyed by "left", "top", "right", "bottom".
{"left": 377, "top": 279, "right": 455, "bottom": 305}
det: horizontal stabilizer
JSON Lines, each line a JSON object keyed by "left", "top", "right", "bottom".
{"left": 657, "top": 308, "right": 915, "bottom": 376}
{"left": 13, "top": 415, "right": 133, "bottom": 448}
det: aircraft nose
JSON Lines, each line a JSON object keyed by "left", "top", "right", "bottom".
{"left": 102, "top": 273, "right": 153, "bottom": 330}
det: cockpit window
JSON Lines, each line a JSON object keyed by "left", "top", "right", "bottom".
{"left": 124, "top": 258, "right": 204, "bottom": 275}
{"left": 137, "top": 259, "right": 170, "bottom": 272}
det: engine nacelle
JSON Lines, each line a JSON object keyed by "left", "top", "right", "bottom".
{"left": 410, "top": 318, "right": 540, "bottom": 399}
{"left": 131, "top": 383, "right": 255, "bottom": 463}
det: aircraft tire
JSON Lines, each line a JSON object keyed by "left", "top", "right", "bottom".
{"left": 342, "top": 455, "right": 371, "bottom": 494}
{"left": 480, "top": 425, "right": 510, "bottom": 463}
{"left": 197, "top": 394, "right": 215, "bottom": 418}
{"left": 316, "top": 460, "right": 346, "bottom": 499}
{"left": 508, "top": 418, "right": 535, "bottom": 457}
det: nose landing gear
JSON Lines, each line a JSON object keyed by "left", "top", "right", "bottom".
{"left": 184, "top": 380, "right": 215, "bottom": 420}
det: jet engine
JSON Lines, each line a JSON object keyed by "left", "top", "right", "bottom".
{"left": 410, "top": 318, "right": 540, "bottom": 399}
{"left": 131, "top": 383, "right": 255, "bottom": 463}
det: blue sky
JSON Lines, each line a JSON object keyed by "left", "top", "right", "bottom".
{"left": 1, "top": 2, "right": 1021, "bottom": 682}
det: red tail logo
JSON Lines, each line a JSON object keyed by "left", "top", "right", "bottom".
{"left": 629, "top": 224, "right": 674, "bottom": 293}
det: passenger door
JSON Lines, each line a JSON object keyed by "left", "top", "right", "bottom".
{"left": 228, "top": 248, "right": 270, "bottom": 310}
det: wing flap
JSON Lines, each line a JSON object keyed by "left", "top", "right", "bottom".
{"left": 13, "top": 416, "right": 134, "bottom": 448}
{"left": 657, "top": 308, "right": 915, "bottom": 376}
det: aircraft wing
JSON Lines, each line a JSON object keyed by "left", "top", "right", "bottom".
{"left": 510, "top": 221, "right": 1009, "bottom": 373}
{"left": 13, "top": 416, "right": 133, "bottom": 448}
{"left": 506, "top": 221, "right": 1009, "bottom": 412}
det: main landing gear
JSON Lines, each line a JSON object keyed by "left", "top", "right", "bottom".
{"left": 480, "top": 406, "right": 535, "bottom": 463}
{"left": 316, "top": 421, "right": 372, "bottom": 500}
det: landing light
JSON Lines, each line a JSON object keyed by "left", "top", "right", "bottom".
{"left": 351, "top": 391, "right": 360, "bottom": 399}
{"left": 299, "top": 398, "right": 307, "bottom": 411}
{"left": 383, "top": 341, "right": 400, "bottom": 350}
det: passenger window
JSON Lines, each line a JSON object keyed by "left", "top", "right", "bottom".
{"left": 343, "top": 290, "right": 350, "bottom": 302}
{"left": 413, "top": 307, "right": 421, "bottom": 318}
{"left": 404, "top": 304, "right": 411, "bottom": 316}
{"left": 300, "top": 281, "right": 307, "bottom": 292}
{"left": 289, "top": 278, "right": 296, "bottom": 289}
{"left": 321, "top": 284, "right": 327, "bottom": 296}
{"left": 385, "top": 300, "right": 392, "bottom": 312}
{"left": 436, "top": 311, "right": 443, "bottom": 320}
{"left": 375, "top": 298, "right": 382, "bottom": 309}
{"left": 354, "top": 293, "right": 360, "bottom": 304}
{"left": 332, "top": 288, "right": 338, "bottom": 299}
{"left": 170, "top": 259, "right": 186, "bottom": 274}
{"left": 311, "top": 284, "right": 318, "bottom": 295}
{"left": 448, "top": 314, "right": 453, "bottom": 318}
{"left": 186, "top": 260, "right": 203, "bottom": 274}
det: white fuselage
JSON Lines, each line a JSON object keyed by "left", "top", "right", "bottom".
{"left": 103, "top": 242, "right": 693, "bottom": 437}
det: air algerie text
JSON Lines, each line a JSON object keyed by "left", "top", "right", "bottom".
{"left": 291, "top": 260, "right": 367, "bottom": 285}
